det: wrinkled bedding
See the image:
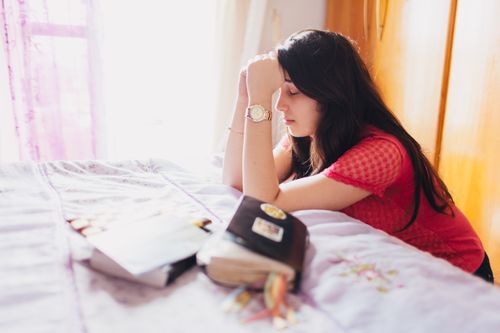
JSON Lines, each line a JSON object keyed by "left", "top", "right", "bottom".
{"left": 1, "top": 158, "right": 499, "bottom": 333}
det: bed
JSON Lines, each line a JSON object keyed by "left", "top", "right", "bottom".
{"left": 1, "top": 157, "right": 499, "bottom": 333}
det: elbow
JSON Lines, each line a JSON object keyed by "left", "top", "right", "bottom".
{"left": 230, "top": 183, "right": 243, "bottom": 192}
{"left": 222, "top": 176, "right": 243, "bottom": 192}
{"left": 243, "top": 188, "right": 281, "bottom": 206}
{"left": 269, "top": 189, "right": 282, "bottom": 207}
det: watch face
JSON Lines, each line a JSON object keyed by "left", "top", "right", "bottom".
{"left": 250, "top": 107, "right": 264, "bottom": 120}
{"left": 247, "top": 105, "right": 270, "bottom": 122}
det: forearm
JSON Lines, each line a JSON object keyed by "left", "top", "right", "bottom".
{"left": 222, "top": 99, "right": 247, "bottom": 190}
{"left": 242, "top": 100, "right": 280, "bottom": 202}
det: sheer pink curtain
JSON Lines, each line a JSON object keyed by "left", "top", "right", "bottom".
{"left": 1, "top": 0, "right": 100, "bottom": 161}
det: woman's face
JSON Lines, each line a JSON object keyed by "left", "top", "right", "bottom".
{"left": 275, "top": 75, "right": 321, "bottom": 138}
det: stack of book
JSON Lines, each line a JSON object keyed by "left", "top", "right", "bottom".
{"left": 81, "top": 196, "right": 309, "bottom": 292}
{"left": 197, "top": 196, "right": 309, "bottom": 292}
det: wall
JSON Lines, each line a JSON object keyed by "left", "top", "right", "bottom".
{"left": 259, "top": 0, "right": 326, "bottom": 51}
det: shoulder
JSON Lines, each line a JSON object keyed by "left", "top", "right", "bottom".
{"left": 322, "top": 126, "right": 406, "bottom": 196}
{"left": 360, "top": 125, "right": 406, "bottom": 156}
{"left": 338, "top": 126, "right": 406, "bottom": 165}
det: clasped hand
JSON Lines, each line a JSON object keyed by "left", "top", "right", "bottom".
{"left": 240, "top": 51, "right": 285, "bottom": 105}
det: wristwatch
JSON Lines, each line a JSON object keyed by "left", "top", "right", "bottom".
{"left": 245, "top": 104, "right": 272, "bottom": 122}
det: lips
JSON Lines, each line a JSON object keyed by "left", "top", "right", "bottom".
{"left": 283, "top": 118, "right": 295, "bottom": 125}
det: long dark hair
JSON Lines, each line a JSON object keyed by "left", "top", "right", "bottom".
{"left": 276, "top": 29, "right": 453, "bottom": 229}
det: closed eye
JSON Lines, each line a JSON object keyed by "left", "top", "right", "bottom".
{"left": 288, "top": 90, "right": 299, "bottom": 96}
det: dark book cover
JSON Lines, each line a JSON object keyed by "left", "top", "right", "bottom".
{"left": 165, "top": 255, "right": 197, "bottom": 285}
{"left": 225, "top": 195, "right": 309, "bottom": 292}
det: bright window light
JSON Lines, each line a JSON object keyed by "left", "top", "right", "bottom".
{"left": 97, "top": 1, "right": 218, "bottom": 165}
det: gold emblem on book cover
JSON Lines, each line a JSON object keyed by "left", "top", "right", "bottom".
{"left": 260, "top": 203, "right": 286, "bottom": 220}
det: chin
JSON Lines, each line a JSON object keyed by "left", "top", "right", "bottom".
{"left": 287, "top": 127, "right": 312, "bottom": 138}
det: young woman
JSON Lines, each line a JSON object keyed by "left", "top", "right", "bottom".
{"left": 222, "top": 29, "right": 493, "bottom": 283}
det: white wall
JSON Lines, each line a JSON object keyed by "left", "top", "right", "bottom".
{"left": 259, "top": 0, "right": 326, "bottom": 52}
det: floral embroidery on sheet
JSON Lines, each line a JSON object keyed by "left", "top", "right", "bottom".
{"left": 332, "top": 252, "right": 404, "bottom": 293}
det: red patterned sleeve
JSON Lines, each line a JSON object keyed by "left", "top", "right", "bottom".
{"left": 322, "top": 137, "right": 403, "bottom": 197}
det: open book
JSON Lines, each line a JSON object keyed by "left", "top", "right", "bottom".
{"left": 90, "top": 249, "right": 197, "bottom": 288}
{"left": 87, "top": 215, "right": 213, "bottom": 288}
{"left": 197, "top": 196, "right": 309, "bottom": 292}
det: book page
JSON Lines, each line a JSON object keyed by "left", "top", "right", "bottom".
{"left": 88, "top": 215, "right": 210, "bottom": 275}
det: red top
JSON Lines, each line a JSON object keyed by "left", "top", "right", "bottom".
{"left": 282, "top": 127, "right": 484, "bottom": 272}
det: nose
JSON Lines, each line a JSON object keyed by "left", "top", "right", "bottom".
{"left": 275, "top": 89, "right": 287, "bottom": 114}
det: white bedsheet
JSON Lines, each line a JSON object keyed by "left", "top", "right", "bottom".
{"left": 1, "top": 158, "right": 499, "bottom": 333}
